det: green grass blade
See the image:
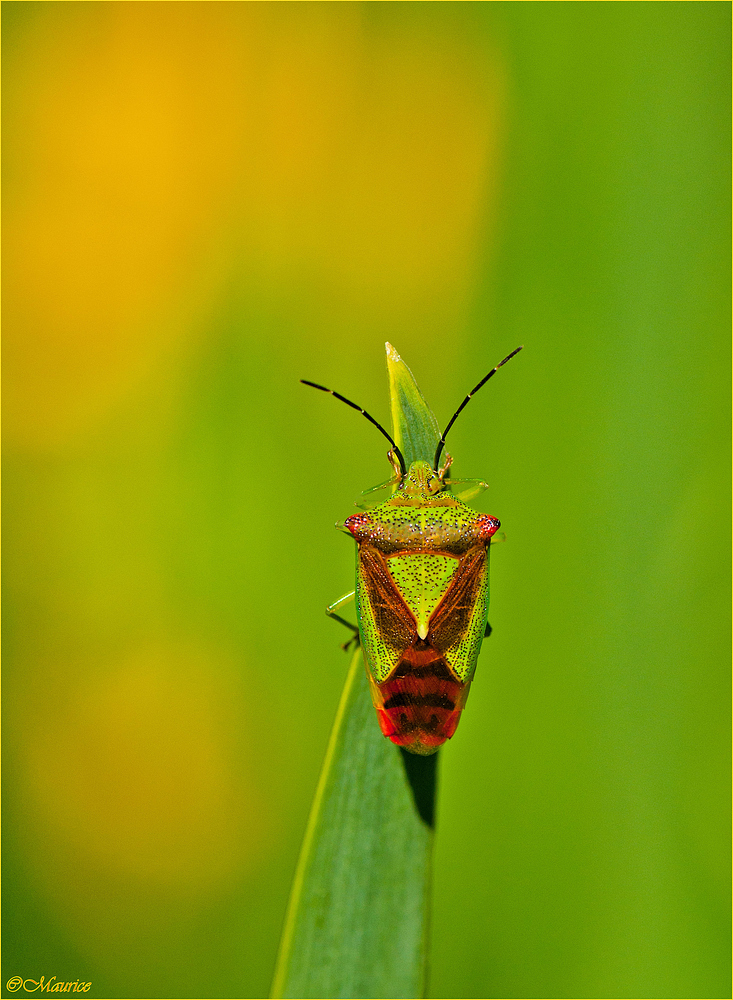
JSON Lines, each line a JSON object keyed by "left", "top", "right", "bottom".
{"left": 272, "top": 347, "right": 442, "bottom": 999}
{"left": 386, "top": 342, "right": 441, "bottom": 468}
{"left": 270, "top": 650, "right": 435, "bottom": 999}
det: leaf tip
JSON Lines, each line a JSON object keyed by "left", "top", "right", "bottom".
{"left": 385, "top": 342, "right": 401, "bottom": 364}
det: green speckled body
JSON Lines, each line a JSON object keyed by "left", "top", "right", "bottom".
{"left": 343, "top": 461, "right": 500, "bottom": 753}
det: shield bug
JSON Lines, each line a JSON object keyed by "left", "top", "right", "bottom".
{"left": 302, "top": 344, "right": 522, "bottom": 755}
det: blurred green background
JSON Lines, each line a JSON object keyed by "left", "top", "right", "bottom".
{"left": 3, "top": 3, "right": 729, "bottom": 998}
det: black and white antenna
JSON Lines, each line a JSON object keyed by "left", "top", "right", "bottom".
{"left": 301, "top": 380, "right": 407, "bottom": 477}
{"left": 434, "top": 346, "right": 523, "bottom": 470}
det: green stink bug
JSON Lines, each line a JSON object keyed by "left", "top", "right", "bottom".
{"left": 302, "top": 344, "right": 522, "bottom": 755}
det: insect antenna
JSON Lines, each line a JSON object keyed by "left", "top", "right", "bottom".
{"left": 301, "top": 380, "right": 407, "bottom": 477}
{"left": 434, "top": 345, "right": 523, "bottom": 470}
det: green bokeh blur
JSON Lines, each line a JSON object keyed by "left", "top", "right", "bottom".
{"left": 3, "top": 3, "right": 729, "bottom": 998}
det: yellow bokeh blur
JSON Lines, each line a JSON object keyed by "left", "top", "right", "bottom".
{"left": 5, "top": 2, "right": 501, "bottom": 447}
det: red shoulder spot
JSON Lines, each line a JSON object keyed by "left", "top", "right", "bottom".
{"left": 478, "top": 514, "right": 500, "bottom": 540}
{"left": 344, "top": 512, "right": 372, "bottom": 539}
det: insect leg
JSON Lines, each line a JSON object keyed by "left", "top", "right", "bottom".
{"left": 327, "top": 590, "right": 356, "bottom": 615}
{"left": 484, "top": 621, "right": 493, "bottom": 638}
{"left": 355, "top": 475, "right": 400, "bottom": 510}
{"left": 445, "top": 478, "right": 490, "bottom": 503}
{"left": 326, "top": 591, "right": 360, "bottom": 651}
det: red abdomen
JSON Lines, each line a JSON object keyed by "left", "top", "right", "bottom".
{"left": 374, "top": 640, "right": 468, "bottom": 756}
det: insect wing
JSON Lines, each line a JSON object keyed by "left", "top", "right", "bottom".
{"left": 428, "top": 546, "right": 489, "bottom": 682}
{"left": 357, "top": 546, "right": 416, "bottom": 683}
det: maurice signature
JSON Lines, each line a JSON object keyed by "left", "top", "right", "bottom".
{"left": 6, "top": 978, "right": 91, "bottom": 993}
